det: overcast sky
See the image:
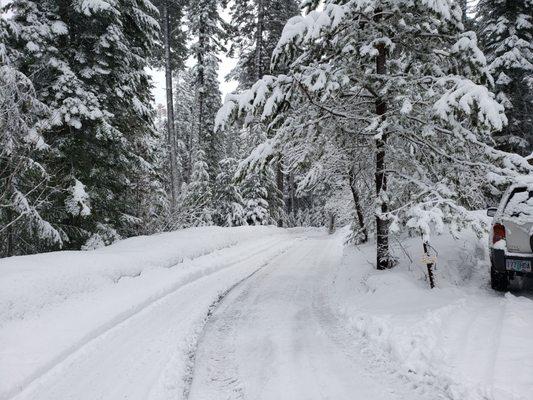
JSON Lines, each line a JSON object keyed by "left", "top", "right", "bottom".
{"left": 149, "top": 52, "right": 238, "bottom": 106}
{"left": 151, "top": 5, "right": 239, "bottom": 106}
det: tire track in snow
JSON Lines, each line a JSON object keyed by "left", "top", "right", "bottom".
{"left": 181, "top": 239, "right": 305, "bottom": 400}
{"left": 3, "top": 234, "right": 300, "bottom": 400}
{"left": 187, "top": 234, "right": 427, "bottom": 400}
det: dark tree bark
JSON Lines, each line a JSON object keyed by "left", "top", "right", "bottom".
{"left": 276, "top": 161, "right": 284, "bottom": 227}
{"left": 6, "top": 207, "right": 14, "bottom": 257}
{"left": 374, "top": 35, "right": 391, "bottom": 270}
{"left": 328, "top": 212, "right": 336, "bottom": 234}
{"left": 196, "top": 11, "right": 205, "bottom": 158}
{"left": 348, "top": 167, "right": 368, "bottom": 243}
{"left": 255, "top": 0, "right": 265, "bottom": 80}
{"left": 287, "top": 172, "right": 295, "bottom": 216}
{"left": 163, "top": 3, "right": 178, "bottom": 207}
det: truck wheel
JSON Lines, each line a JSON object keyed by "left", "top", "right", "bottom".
{"left": 491, "top": 267, "right": 509, "bottom": 292}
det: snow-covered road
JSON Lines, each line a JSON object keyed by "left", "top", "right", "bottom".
{"left": 188, "top": 233, "right": 430, "bottom": 400}
{"left": 2, "top": 225, "right": 533, "bottom": 400}
{"left": 1, "top": 228, "right": 302, "bottom": 400}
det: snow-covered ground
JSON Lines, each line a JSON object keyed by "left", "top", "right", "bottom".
{"left": 0, "top": 226, "right": 305, "bottom": 399}
{"left": 331, "top": 228, "right": 533, "bottom": 400}
{"left": 1, "top": 222, "right": 532, "bottom": 400}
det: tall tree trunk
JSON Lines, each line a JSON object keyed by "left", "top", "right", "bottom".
{"left": 163, "top": 3, "right": 178, "bottom": 207}
{"left": 348, "top": 167, "right": 368, "bottom": 243}
{"left": 6, "top": 207, "right": 14, "bottom": 257}
{"left": 459, "top": 0, "right": 468, "bottom": 25}
{"left": 287, "top": 172, "right": 295, "bottom": 216}
{"left": 255, "top": 0, "right": 265, "bottom": 80}
{"left": 276, "top": 162, "right": 284, "bottom": 227}
{"left": 374, "top": 30, "right": 391, "bottom": 269}
{"left": 197, "top": 15, "right": 205, "bottom": 163}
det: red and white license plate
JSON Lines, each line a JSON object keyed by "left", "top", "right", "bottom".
{"left": 506, "top": 259, "right": 532, "bottom": 273}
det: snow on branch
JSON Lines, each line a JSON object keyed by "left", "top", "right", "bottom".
{"left": 434, "top": 77, "right": 507, "bottom": 132}
{"left": 215, "top": 75, "right": 293, "bottom": 133}
{"left": 235, "top": 138, "right": 278, "bottom": 180}
{"left": 75, "top": 0, "right": 120, "bottom": 16}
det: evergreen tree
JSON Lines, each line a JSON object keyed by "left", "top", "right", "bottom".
{"left": 476, "top": 0, "right": 533, "bottom": 155}
{"left": 151, "top": 0, "right": 188, "bottom": 69}
{"left": 2, "top": 0, "right": 161, "bottom": 250}
{"left": 188, "top": 0, "right": 225, "bottom": 181}
{"left": 212, "top": 158, "right": 246, "bottom": 226}
{"left": 174, "top": 69, "right": 197, "bottom": 183}
{"left": 227, "top": 0, "right": 299, "bottom": 88}
{"left": 181, "top": 149, "right": 213, "bottom": 226}
{"left": 241, "top": 172, "right": 270, "bottom": 225}
{"left": 0, "top": 34, "right": 62, "bottom": 256}
{"left": 227, "top": 0, "right": 299, "bottom": 227}
{"left": 216, "top": 0, "right": 531, "bottom": 269}
{"left": 152, "top": 0, "right": 188, "bottom": 206}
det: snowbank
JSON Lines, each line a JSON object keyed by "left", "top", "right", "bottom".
{"left": 0, "top": 226, "right": 284, "bottom": 325}
{"left": 331, "top": 220, "right": 533, "bottom": 400}
{"left": 0, "top": 225, "right": 302, "bottom": 399}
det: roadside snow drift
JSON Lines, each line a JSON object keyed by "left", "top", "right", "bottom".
{"left": 0, "top": 226, "right": 304, "bottom": 400}
{"left": 330, "top": 225, "right": 533, "bottom": 400}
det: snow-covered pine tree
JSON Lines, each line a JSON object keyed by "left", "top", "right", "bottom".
{"left": 152, "top": 0, "right": 188, "bottom": 206}
{"left": 188, "top": 0, "right": 225, "bottom": 181}
{"left": 216, "top": 0, "right": 531, "bottom": 269}
{"left": 476, "top": 0, "right": 533, "bottom": 155}
{"left": 2, "top": 0, "right": 161, "bottom": 250}
{"left": 87, "top": 0, "right": 161, "bottom": 241}
{"left": 287, "top": 133, "right": 372, "bottom": 242}
{"left": 227, "top": 0, "right": 299, "bottom": 227}
{"left": 0, "top": 34, "right": 62, "bottom": 256}
{"left": 181, "top": 149, "right": 213, "bottom": 226}
{"left": 241, "top": 172, "right": 270, "bottom": 225}
{"left": 227, "top": 0, "right": 299, "bottom": 89}
{"left": 174, "top": 69, "right": 197, "bottom": 184}
{"left": 212, "top": 158, "right": 246, "bottom": 226}
{"left": 131, "top": 119, "right": 172, "bottom": 235}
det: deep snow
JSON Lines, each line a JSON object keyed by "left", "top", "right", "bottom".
{"left": 1, "top": 222, "right": 532, "bottom": 400}
{"left": 0, "top": 226, "right": 304, "bottom": 399}
{"left": 331, "top": 226, "right": 533, "bottom": 400}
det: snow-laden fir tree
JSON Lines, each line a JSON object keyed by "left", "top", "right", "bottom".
{"left": 226, "top": 0, "right": 299, "bottom": 227}
{"left": 181, "top": 149, "right": 213, "bottom": 226}
{"left": 241, "top": 172, "right": 270, "bottom": 225}
{"left": 287, "top": 134, "right": 372, "bottom": 242}
{"left": 152, "top": 0, "right": 188, "bottom": 70}
{"left": 174, "top": 69, "right": 197, "bottom": 184}
{"left": 212, "top": 158, "right": 246, "bottom": 226}
{"left": 227, "top": 0, "right": 299, "bottom": 89}
{"left": 152, "top": 0, "right": 188, "bottom": 206}
{"left": 216, "top": 0, "right": 531, "bottom": 269}
{"left": 2, "top": 0, "right": 161, "bottom": 250}
{"left": 188, "top": 0, "right": 225, "bottom": 181}
{"left": 476, "top": 0, "right": 533, "bottom": 155}
{"left": 131, "top": 122, "right": 172, "bottom": 235}
{"left": 0, "top": 34, "right": 62, "bottom": 256}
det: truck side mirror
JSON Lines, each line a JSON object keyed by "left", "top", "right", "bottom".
{"left": 487, "top": 208, "right": 497, "bottom": 217}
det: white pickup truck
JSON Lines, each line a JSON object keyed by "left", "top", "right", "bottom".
{"left": 487, "top": 182, "right": 533, "bottom": 291}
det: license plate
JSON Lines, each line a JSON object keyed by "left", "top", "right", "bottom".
{"left": 506, "top": 259, "right": 532, "bottom": 272}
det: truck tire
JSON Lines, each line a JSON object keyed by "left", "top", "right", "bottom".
{"left": 491, "top": 267, "right": 509, "bottom": 292}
